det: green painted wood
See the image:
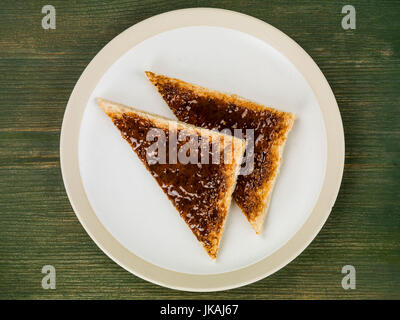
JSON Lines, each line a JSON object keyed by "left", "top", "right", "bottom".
{"left": 0, "top": 0, "right": 399, "bottom": 299}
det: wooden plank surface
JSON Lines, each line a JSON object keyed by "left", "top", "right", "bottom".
{"left": 0, "top": 0, "right": 399, "bottom": 299}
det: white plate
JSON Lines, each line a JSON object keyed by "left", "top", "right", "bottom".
{"left": 61, "top": 8, "right": 344, "bottom": 291}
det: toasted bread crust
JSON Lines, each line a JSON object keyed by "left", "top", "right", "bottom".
{"left": 97, "top": 98, "right": 245, "bottom": 258}
{"left": 145, "top": 72, "right": 295, "bottom": 234}
{"left": 247, "top": 115, "right": 294, "bottom": 233}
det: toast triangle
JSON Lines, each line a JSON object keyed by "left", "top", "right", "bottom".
{"left": 97, "top": 98, "right": 245, "bottom": 258}
{"left": 145, "top": 71, "right": 295, "bottom": 234}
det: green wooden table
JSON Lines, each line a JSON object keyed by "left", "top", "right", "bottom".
{"left": 1, "top": 0, "right": 399, "bottom": 299}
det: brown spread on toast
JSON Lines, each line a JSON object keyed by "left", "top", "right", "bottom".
{"left": 98, "top": 98, "right": 245, "bottom": 258}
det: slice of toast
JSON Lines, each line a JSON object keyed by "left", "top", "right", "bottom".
{"left": 97, "top": 98, "right": 245, "bottom": 259}
{"left": 145, "top": 71, "right": 295, "bottom": 234}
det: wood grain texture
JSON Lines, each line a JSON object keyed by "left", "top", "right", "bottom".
{"left": 0, "top": 0, "right": 399, "bottom": 299}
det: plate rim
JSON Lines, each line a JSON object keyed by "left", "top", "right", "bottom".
{"left": 60, "top": 7, "right": 344, "bottom": 292}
